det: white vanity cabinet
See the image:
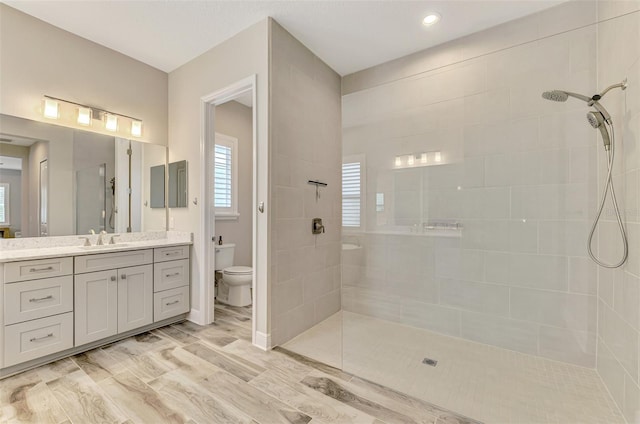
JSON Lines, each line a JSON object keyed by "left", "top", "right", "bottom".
{"left": 153, "top": 246, "right": 190, "bottom": 321}
{"left": 74, "top": 251, "right": 154, "bottom": 346}
{"left": 1, "top": 241, "right": 191, "bottom": 377}
{"left": 3, "top": 257, "right": 74, "bottom": 367}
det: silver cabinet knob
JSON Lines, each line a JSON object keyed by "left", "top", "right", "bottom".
{"left": 121, "top": 274, "right": 126, "bottom": 280}
{"left": 110, "top": 276, "right": 116, "bottom": 282}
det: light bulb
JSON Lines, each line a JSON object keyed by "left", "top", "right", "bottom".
{"left": 77, "top": 107, "right": 92, "bottom": 126}
{"left": 434, "top": 151, "right": 442, "bottom": 163}
{"left": 420, "top": 153, "right": 428, "bottom": 164}
{"left": 131, "top": 120, "right": 142, "bottom": 137}
{"left": 395, "top": 156, "right": 402, "bottom": 167}
{"left": 43, "top": 98, "right": 59, "bottom": 119}
{"left": 423, "top": 13, "right": 441, "bottom": 26}
{"left": 407, "top": 155, "right": 415, "bottom": 166}
{"left": 105, "top": 114, "right": 118, "bottom": 131}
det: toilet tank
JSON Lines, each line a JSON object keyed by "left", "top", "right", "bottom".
{"left": 214, "top": 243, "right": 235, "bottom": 270}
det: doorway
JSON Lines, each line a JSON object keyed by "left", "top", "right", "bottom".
{"left": 201, "top": 76, "right": 265, "bottom": 348}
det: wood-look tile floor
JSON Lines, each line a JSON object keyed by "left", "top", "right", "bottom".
{"left": 0, "top": 303, "right": 478, "bottom": 424}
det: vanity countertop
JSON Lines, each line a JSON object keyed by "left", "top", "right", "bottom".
{"left": 0, "top": 231, "right": 192, "bottom": 263}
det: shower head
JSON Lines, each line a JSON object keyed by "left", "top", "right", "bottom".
{"left": 586, "top": 111, "right": 602, "bottom": 129}
{"left": 542, "top": 90, "right": 569, "bottom": 102}
{"left": 587, "top": 111, "right": 611, "bottom": 150}
{"left": 541, "top": 90, "right": 592, "bottom": 103}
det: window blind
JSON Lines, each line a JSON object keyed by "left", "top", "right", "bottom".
{"left": 214, "top": 144, "right": 232, "bottom": 208}
{"left": 342, "top": 162, "right": 361, "bottom": 227}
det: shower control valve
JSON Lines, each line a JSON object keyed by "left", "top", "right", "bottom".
{"left": 312, "top": 218, "right": 325, "bottom": 235}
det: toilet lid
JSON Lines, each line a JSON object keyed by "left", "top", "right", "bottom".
{"left": 224, "top": 266, "right": 252, "bottom": 275}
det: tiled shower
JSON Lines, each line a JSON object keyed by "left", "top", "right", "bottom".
{"left": 340, "top": 1, "right": 640, "bottom": 421}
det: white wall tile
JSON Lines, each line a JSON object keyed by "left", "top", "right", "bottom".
{"left": 460, "top": 311, "right": 539, "bottom": 355}
{"left": 597, "top": 338, "right": 626, "bottom": 413}
{"left": 538, "top": 220, "right": 590, "bottom": 256}
{"left": 614, "top": 271, "right": 640, "bottom": 331}
{"left": 539, "top": 325, "right": 596, "bottom": 367}
{"left": 625, "top": 374, "right": 640, "bottom": 424}
{"left": 440, "top": 279, "right": 509, "bottom": 317}
{"left": 511, "top": 287, "right": 596, "bottom": 331}
{"left": 569, "top": 256, "right": 598, "bottom": 295}
{"left": 401, "top": 300, "right": 461, "bottom": 337}
{"left": 507, "top": 253, "right": 569, "bottom": 291}
{"left": 600, "top": 301, "right": 639, "bottom": 383}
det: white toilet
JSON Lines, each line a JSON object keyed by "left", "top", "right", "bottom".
{"left": 215, "top": 243, "right": 252, "bottom": 307}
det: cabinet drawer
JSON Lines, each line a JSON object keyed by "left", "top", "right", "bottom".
{"left": 5, "top": 276, "right": 73, "bottom": 325}
{"left": 154, "top": 245, "right": 189, "bottom": 263}
{"left": 75, "top": 249, "right": 153, "bottom": 274}
{"left": 154, "top": 286, "right": 190, "bottom": 322}
{"left": 154, "top": 259, "right": 189, "bottom": 292}
{"left": 4, "top": 312, "right": 74, "bottom": 367}
{"left": 5, "top": 257, "right": 73, "bottom": 283}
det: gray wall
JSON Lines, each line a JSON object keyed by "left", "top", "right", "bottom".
{"left": 269, "top": 20, "right": 342, "bottom": 345}
{"left": 215, "top": 100, "right": 253, "bottom": 267}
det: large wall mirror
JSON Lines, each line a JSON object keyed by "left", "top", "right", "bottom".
{"left": 0, "top": 114, "right": 167, "bottom": 238}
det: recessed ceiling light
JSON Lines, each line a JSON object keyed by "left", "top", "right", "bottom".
{"left": 423, "top": 13, "right": 441, "bottom": 26}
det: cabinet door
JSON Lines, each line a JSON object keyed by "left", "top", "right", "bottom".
{"left": 75, "top": 270, "right": 118, "bottom": 346}
{"left": 117, "top": 264, "right": 153, "bottom": 333}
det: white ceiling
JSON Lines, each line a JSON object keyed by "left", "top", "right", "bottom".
{"left": 4, "top": 0, "right": 565, "bottom": 76}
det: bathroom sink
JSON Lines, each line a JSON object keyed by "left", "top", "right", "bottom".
{"left": 78, "top": 243, "right": 130, "bottom": 250}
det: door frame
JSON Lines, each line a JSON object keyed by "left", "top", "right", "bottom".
{"left": 200, "top": 75, "right": 263, "bottom": 348}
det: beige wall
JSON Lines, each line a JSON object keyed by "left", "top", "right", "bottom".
{"left": 595, "top": 1, "right": 640, "bottom": 422}
{"left": 168, "top": 19, "right": 269, "bottom": 336}
{"left": 269, "top": 21, "right": 342, "bottom": 345}
{"left": 0, "top": 4, "right": 168, "bottom": 145}
{"left": 215, "top": 101, "right": 253, "bottom": 267}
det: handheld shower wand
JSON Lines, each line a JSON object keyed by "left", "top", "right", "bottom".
{"left": 541, "top": 80, "right": 628, "bottom": 268}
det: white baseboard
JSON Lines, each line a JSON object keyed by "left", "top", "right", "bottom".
{"left": 187, "top": 308, "right": 204, "bottom": 325}
{"left": 254, "top": 331, "right": 271, "bottom": 351}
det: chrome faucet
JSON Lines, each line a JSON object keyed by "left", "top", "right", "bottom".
{"left": 109, "top": 234, "right": 121, "bottom": 245}
{"left": 78, "top": 236, "right": 91, "bottom": 247}
{"left": 97, "top": 230, "right": 108, "bottom": 245}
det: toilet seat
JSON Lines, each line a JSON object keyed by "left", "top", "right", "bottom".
{"left": 223, "top": 266, "right": 252, "bottom": 275}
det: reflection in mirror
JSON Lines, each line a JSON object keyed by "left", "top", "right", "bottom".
{"left": 0, "top": 114, "right": 167, "bottom": 238}
{"left": 168, "top": 160, "right": 188, "bottom": 208}
{"left": 150, "top": 165, "right": 165, "bottom": 208}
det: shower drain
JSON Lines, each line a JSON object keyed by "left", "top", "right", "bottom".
{"left": 422, "top": 357, "right": 438, "bottom": 367}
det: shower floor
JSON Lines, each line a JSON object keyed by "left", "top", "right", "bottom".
{"left": 283, "top": 311, "right": 624, "bottom": 424}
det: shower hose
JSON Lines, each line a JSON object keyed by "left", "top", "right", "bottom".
{"left": 587, "top": 122, "right": 629, "bottom": 268}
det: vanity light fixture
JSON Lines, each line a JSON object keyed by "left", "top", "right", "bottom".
{"left": 395, "top": 156, "right": 403, "bottom": 167}
{"left": 105, "top": 114, "right": 118, "bottom": 132}
{"left": 42, "top": 95, "right": 143, "bottom": 136}
{"left": 422, "top": 12, "right": 441, "bottom": 26}
{"left": 43, "top": 98, "right": 59, "bottom": 119}
{"left": 434, "top": 151, "right": 442, "bottom": 162}
{"left": 420, "top": 153, "right": 428, "bottom": 164}
{"left": 77, "top": 107, "right": 92, "bottom": 126}
{"left": 131, "top": 120, "right": 142, "bottom": 137}
{"left": 407, "top": 155, "right": 415, "bottom": 166}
